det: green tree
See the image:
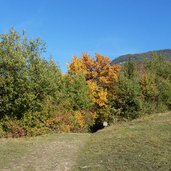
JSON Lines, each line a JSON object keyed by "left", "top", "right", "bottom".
{"left": 62, "top": 74, "right": 93, "bottom": 111}
{"left": 0, "top": 28, "right": 62, "bottom": 119}
{"left": 144, "top": 54, "right": 171, "bottom": 111}
{"left": 110, "top": 59, "right": 143, "bottom": 119}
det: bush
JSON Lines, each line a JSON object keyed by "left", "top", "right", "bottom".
{"left": 1, "top": 119, "right": 26, "bottom": 138}
{"left": 0, "top": 124, "right": 5, "bottom": 138}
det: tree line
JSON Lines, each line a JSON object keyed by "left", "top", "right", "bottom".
{"left": 0, "top": 29, "right": 171, "bottom": 137}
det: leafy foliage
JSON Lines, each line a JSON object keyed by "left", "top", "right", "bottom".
{"left": 0, "top": 29, "right": 95, "bottom": 136}
{"left": 68, "top": 53, "right": 121, "bottom": 129}
{"left": 111, "top": 59, "right": 143, "bottom": 119}
{"left": 0, "top": 28, "right": 171, "bottom": 137}
{"left": 0, "top": 29, "right": 62, "bottom": 119}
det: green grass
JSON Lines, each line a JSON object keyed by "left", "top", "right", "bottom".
{"left": 0, "top": 112, "right": 171, "bottom": 171}
{"left": 73, "top": 112, "right": 171, "bottom": 171}
{"left": 0, "top": 133, "right": 90, "bottom": 171}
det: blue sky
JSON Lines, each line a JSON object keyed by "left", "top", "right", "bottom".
{"left": 0, "top": 0, "right": 171, "bottom": 72}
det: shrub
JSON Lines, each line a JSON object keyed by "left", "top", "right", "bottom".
{"left": 0, "top": 124, "right": 5, "bottom": 138}
{"left": 1, "top": 119, "right": 26, "bottom": 138}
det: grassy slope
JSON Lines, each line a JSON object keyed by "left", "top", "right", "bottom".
{"left": 73, "top": 112, "right": 171, "bottom": 171}
{"left": 0, "top": 112, "right": 171, "bottom": 171}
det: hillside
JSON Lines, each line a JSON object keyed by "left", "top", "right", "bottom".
{"left": 111, "top": 49, "right": 171, "bottom": 64}
{"left": 0, "top": 112, "right": 171, "bottom": 171}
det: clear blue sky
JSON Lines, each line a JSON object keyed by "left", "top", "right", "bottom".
{"left": 0, "top": 0, "right": 171, "bottom": 72}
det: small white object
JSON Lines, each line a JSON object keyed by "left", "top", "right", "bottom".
{"left": 103, "top": 121, "right": 108, "bottom": 127}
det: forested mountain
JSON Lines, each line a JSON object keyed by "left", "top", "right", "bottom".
{"left": 111, "top": 49, "right": 171, "bottom": 64}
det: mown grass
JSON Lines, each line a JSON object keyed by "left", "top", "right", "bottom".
{"left": 0, "top": 112, "right": 171, "bottom": 171}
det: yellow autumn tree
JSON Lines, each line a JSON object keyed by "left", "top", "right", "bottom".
{"left": 86, "top": 80, "right": 108, "bottom": 107}
{"left": 68, "top": 53, "right": 121, "bottom": 117}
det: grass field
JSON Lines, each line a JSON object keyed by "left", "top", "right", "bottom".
{"left": 0, "top": 112, "right": 171, "bottom": 171}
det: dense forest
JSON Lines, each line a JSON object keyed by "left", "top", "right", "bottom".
{"left": 0, "top": 29, "right": 171, "bottom": 137}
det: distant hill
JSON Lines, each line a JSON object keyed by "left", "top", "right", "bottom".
{"left": 111, "top": 49, "right": 171, "bottom": 64}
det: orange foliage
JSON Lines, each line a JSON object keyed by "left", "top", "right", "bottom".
{"left": 68, "top": 53, "right": 121, "bottom": 86}
{"left": 68, "top": 53, "right": 121, "bottom": 107}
